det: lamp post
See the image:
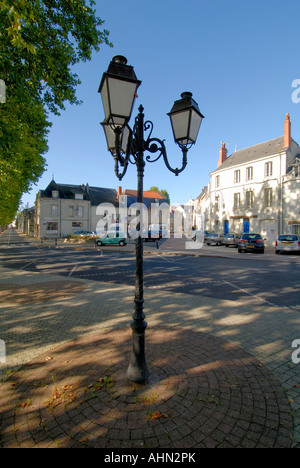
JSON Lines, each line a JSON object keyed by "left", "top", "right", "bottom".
{"left": 99, "top": 56, "right": 204, "bottom": 382}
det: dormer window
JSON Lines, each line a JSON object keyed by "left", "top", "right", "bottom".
{"left": 75, "top": 194, "right": 83, "bottom": 200}
{"left": 52, "top": 190, "right": 59, "bottom": 198}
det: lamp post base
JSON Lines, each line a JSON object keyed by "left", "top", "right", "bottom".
{"left": 127, "top": 321, "right": 150, "bottom": 383}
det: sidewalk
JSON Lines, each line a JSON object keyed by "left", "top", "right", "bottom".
{"left": 0, "top": 233, "right": 299, "bottom": 448}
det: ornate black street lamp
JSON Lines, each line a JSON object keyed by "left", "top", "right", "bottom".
{"left": 99, "top": 55, "right": 204, "bottom": 383}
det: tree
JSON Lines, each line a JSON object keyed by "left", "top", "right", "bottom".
{"left": 148, "top": 186, "right": 170, "bottom": 205}
{"left": 0, "top": 0, "right": 112, "bottom": 225}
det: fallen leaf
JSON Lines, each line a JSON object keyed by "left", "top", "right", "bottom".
{"left": 149, "top": 410, "right": 168, "bottom": 420}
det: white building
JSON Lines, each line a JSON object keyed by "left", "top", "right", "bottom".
{"left": 282, "top": 157, "right": 300, "bottom": 235}
{"left": 33, "top": 180, "right": 168, "bottom": 238}
{"left": 199, "top": 114, "right": 300, "bottom": 245}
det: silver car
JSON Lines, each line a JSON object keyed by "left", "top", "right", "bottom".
{"left": 206, "top": 233, "right": 223, "bottom": 246}
{"left": 222, "top": 233, "right": 241, "bottom": 247}
{"left": 275, "top": 235, "right": 300, "bottom": 254}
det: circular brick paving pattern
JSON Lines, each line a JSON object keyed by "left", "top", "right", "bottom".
{"left": 0, "top": 327, "right": 293, "bottom": 448}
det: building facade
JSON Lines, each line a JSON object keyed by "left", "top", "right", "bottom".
{"left": 196, "top": 114, "right": 300, "bottom": 245}
{"left": 35, "top": 181, "right": 99, "bottom": 238}
{"left": 32, "top": 180, "right": 168, "bottom": 238}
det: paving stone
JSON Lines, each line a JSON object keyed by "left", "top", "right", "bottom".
{"left": 0, "top": 327, "right": 293, "bottom": 448}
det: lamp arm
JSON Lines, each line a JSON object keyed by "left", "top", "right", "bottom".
{"left": 110, "top": 106, "right": 192, "bottom": 179}
{"left": 145, "top": 135, "right": 188, "bottom": 176}
{"left": 113, "top": 126, "right": 134, "bottom": 180}
{"left": 162, "top": 146, "right": 188, "bottom": 176}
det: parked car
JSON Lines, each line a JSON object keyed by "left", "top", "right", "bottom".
{"left": 95, "top": 232, "right": 127, "bottom": 246}
{"left": 74, "top": 230, "right": 97, "bottom": 237}
{"left": 275, "top": 235, "right": 300, "bottom": 254}
{"left": 222, "top": 233, "right": 241, "bottom": 247}
{"left": 206, "top": 232, "right": 223, "bottom": 246}
{"left": 238, "top": 233, "right": 265, "bottom": 253}
{"left": 192, "top": 230, "right": 210, "bottom": 242}
{"left": 144, "top": 224, "right": 168, "bottom": 242}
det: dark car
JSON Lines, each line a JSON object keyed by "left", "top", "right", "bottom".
{"left": 238, "top": 233, "right": 265, "bottom": 253}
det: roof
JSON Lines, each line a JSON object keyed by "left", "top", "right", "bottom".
{"left": 40, "top": 181, "right": 118, "bottom": 206}
{"left": 211, "top": 136, "right": 287, "bottom": 173}
{"left": 121, "top": 189, "right": 168, "bottom": 208}
{"left": 39, "top": 181, "right": 168, "bottom": 208}
{"left": 122, "top": 189, "right": 165, "bottom": 199}
{"left": 41, "top": 181, "right": 89, "bottom": 200}
{"left": 86, "top": 186, "right": 119, "bottom": 207}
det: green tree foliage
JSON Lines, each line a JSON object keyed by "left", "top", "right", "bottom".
{"left": 148, "top": 186, "right": 171, "bottom": 205}
{"left": 0, "top": 0, "right": 112, "bottom": 225}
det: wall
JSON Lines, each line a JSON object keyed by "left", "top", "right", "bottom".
{"left": 37, "top": 197, "right": 90, "bottom": 238}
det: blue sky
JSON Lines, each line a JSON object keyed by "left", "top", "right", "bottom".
{"left": 21, "top": 0, "right": 300, "bottom": 208}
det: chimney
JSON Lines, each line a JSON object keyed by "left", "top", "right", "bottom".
{"left": 218, "top": 142, "right": 227, "bottom": 167}
{"left": 284, "top": 113, "right": 291, "bottom": 149}
{"left": 117, "top": 186, "right": 122, "bottom": 199}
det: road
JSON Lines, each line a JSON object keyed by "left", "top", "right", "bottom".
{"left": 1, "top": 228, "right": 299, "bottom": 310}
{"left": 1, "top": 228, "right": 300, "bottom": 446}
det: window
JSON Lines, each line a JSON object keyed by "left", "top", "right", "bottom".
{"left": 264, "top": 188, "right": 273, "bottom": 207}
{"left": 246, "top": 191, "right": 253, "bottom": 209}
{"left": 215, "top": 195, "right": 220, "bottom": 212}
{"left": 75, "top": 193, "right": 84, "bottom": 200}
{"left": 292, "top": 166, "right": 300, "bottom": 177}
{"left": 265, "top": 161, "right": 273, "bottom": 177}
{"left": 52, "top": 190, "right": 59, "bottom": 198}
{"left": 246, "top": 166, "right": 253, "bottom": 181}
{"left": 292, "top": 225, "right": 300, "bottom": 235}
{"left": 234, "top": 193, "right": 240, "bottom": 209}
{"left": 77, "top": 206, "right": 84, "bottom": 218}
{"left": 51, "top": 205, "right": 58, "bottom": 217}
{"left": 46, "top": 222, "right": 58, "bottom": 233}
{"left": 69, "top": 206, "right": 74, "bottom": 217}
{"left": 215, "top": 175, "right": 220, "bottom": 188}
{"left": 234, "top": 170, "right": 240, "bottom": 184}
{"left": 278, "top": 235, "right": 298, "bottom": 241}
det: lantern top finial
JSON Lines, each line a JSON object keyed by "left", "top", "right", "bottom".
{"left": 112, "top": 55, "right": 128, "bottom": 65}
{"left": 181, "top": 92, "right": 192, "bottom": 99}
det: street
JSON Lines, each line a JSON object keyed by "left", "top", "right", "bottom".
{"left": 0, "top": 229, "right": 299, "bottom": 310}
{"left": 1, "top": 228, "right": 300, "bottom": 447}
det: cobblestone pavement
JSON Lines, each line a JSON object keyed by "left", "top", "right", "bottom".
{"left": 0, "top": 328, "right": 293, "bottom": 448}
{"left": 0, "top": 231, "right": 300, "bottom": 448}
